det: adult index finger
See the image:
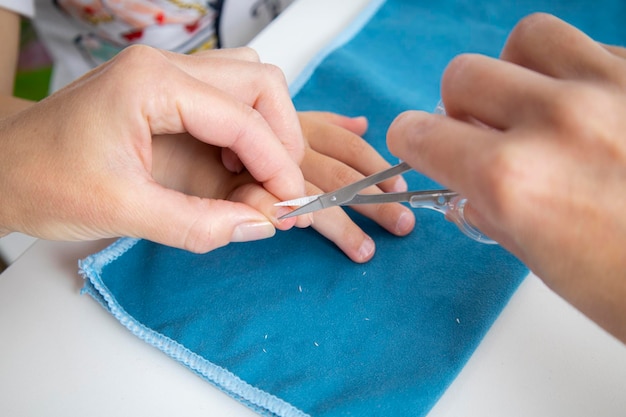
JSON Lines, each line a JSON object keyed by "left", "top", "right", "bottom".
{"left": 160, "top": 48, "right": 306, "bottom": 165}
{"left": 107, "top": 46, "right": 307, "bottom": 203}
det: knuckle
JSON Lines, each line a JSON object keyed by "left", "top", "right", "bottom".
{"left": 237, "top": 46, "right": 261, "bottom": 62}
{"left": 479, "top": 143, "right": 531, "bottom": 219}
{"left": 546, "top": 84, "right": 613, "bottom": 136}
{"left": 506, "top": 13, "right": 554, "bottom": 49}
{"left": 180, "top": 200, "right": 226, "bottom": 254}
{"left": 330, "top": 165, "right": 361, "bottom": 190}
{"left": 442, "top": 53, "right": 480, "bottom": 86}
{"left": 341, "top": 132, "right": 371, "bottom": 157}
{"left": 545, "top": 84, "right": 626, "bottom": 158}
{"left": 441, "top": 54, "right": 489, "bottom": 107}
{"left": 259, "top": 62, "right": 288, "bottom": 86}
{"left": 241, "top": 106, "right": 267, "bottom": 137}
{"left": 107, "top": 45, "right": 164, "bottom": 89}
{"left": 115, "top": 44, "right": 162, "bottom": 67}
{"left": 183, "top": 223, "right": 222, "bottom": 254}
{"left": 229, "top": 104, "right": 264, "bottom": 144}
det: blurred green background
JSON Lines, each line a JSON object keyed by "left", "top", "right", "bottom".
{"left": 14, "top": 18, "right": 52, "bottom": 101}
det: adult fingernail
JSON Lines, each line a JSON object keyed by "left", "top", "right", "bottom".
{"left": 231, "top": 221, "right": 276, "bottom": 242}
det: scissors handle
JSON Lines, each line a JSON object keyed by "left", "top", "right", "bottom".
{"left": 410, "top": 101, "right": 496, "bottom": 244}
{"left": 409, "top": 193, "right": 496, "bottom": 244}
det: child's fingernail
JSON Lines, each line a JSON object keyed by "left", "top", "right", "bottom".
{"left": 395, "top": 211, "right": 414, "bottom": 235}
{"left": 392, "top": 176, "right": 408, "bottom": 192}
{"left": 275, "top": 207, "right": 292, "bottom": 221}
{"left": 231, "top": 221, "right": 276, "bottom": 242}
{"left": 358, "top": 236, "right": 375, "bottom": 262}
{"left": 277, "top": 207, "right": 313, "bottom": 228}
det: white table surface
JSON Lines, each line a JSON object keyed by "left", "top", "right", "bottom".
{"left": 1, "top": 1, "right": 625, "bottom": 416}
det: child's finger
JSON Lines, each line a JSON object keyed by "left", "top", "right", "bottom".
{"left": 300, "top": 148, "right": 415, "bottom": 237}
{"left": 300, "top": 114, "right": 407, "bottom": 192}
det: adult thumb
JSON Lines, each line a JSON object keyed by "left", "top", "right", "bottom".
{"left": 125, "top": 183, "right": 276, "bottom": 253}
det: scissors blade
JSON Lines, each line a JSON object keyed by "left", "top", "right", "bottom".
{"left": 274, "top": 194, "right": 321, "bottom": 207}
{"left": 328, "top": 161, "right": 412, "bottom": 204}
{"left": 277, "top": 197, "right": 326, "bottom": 219}
{"left": 276, "top": 162, "right": 413, "bottom": 220}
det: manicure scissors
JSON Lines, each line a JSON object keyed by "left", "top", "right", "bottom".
{"left": 276, "top": 161, "right": 496, "bottom": 244}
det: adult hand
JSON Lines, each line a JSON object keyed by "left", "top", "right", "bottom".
{"left": 387, "top": 13, "right": 626, "bottom": 341}
{"left": 0, "top": 45, "right": 307, "bottom": 253}
{"left": 152, "top": 111, "right": 415, "bottom": 263}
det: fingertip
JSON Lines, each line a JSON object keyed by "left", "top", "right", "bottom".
{"left": 294, "top": 213, "right": 314, "bottom": 229}
{"left": 311, "top": 111, "right": 369, "bottom": 135}
{"left": 273, "top": 207, "right": 299, "bottom": 230}
{"left": 340, "top": 233, "right": 376, "bottom": 263}
{"left": 391, "top": 176, "right": 409, "bottom": 193}
{"left": 353, "top": 235, "right": 376, "bottom": 263}
{"left": 346, "top": 115, "right": 369, "bottom": 136}
{"left": 387, "top": 110, "right": 433, "bottom": 155}
{"left": 394, "top": 210, "right": 416, "bottom": 236}
{"left": 334, "top": 114, "right": 368, "bottom": 135}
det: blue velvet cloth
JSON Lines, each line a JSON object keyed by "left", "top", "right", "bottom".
{"left": 79, "top": 1, "right": 624, "bottom": 416}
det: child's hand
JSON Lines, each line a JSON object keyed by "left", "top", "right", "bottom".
{"left": 297, "top": 111, "right": 415, "bottom": 263}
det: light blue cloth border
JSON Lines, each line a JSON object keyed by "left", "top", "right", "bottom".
{"left": 80, "top": 237, "right": 309, "bottom": 417}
